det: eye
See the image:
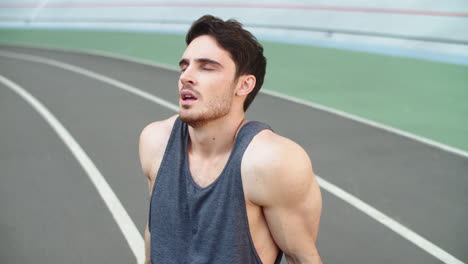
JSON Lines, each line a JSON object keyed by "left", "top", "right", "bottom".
{"left": 201, "top": 65, "right": 215, "bottom": 71}
{"left": 179, "top": 61, "right": 189, "bottom": 72}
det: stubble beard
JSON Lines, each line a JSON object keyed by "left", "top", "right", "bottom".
{"left": 179, "top": 92, "right": 233, "bottom": 128}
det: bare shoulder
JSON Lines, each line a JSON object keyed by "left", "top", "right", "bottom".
{"left": 139, "top": 115, "right": 178, "bottom": 182}
{"left": 242, "top": 129, "right": 316, "bottom": 206}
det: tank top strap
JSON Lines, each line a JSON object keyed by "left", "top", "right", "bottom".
{"left": 230, "top": 121, "right": 285, "bottom": 264}
{"left": 231, "top": 121, "right": 272, "bottom": 164}
{"left": 174, "top": 116, "right": 187, "bottom": 136}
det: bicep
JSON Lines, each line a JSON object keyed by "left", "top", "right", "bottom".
{"left": 244, "top": 132, "right": 323, "bottom": 261}
{"left": 264, "top": 176, "right": 322, "bottom": 261}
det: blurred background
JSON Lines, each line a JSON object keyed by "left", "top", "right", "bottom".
{"left": 1, "top": 0, "right": 467, "bottom": 151}
{"left": 1, "top": 1, "right": 467, "bottom": 264}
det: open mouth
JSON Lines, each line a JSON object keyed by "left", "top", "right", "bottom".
{"left": 180, "top": 90, "right": 198, "bottom": 104}
{"left": 182, "top": 94, "right": 197, "bottom": 101}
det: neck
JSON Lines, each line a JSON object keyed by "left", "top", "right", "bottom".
{"left": 187, "top": 113, "right": 246, "bottom": 158}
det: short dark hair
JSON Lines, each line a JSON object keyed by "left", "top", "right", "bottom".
{"left": 186, "top": 15, "right": 267, "bottom": 112}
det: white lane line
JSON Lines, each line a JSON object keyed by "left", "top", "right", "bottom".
{"left": 261, "top": 89, "right": 468, "bottom": 159}
{"left": 316, "top": 176, "right": 464, "bottom": 264}
{"left": 0, "top": 50, "right": 178, "bottom": 112}
{"left": 0, "top": 75, "right": 145, "bottom": 264}
{"left": 3, "top": 44, "right": 468, "bottom": 159}
{"left": 0, "top": 50, "right": 464, "bottom": 264}
{"left": 4, "top": 44, "right": 466, "bottom": 159}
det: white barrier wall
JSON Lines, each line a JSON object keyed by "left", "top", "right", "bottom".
{"left": 1, "top": 0, "right": 468, "bottom": 60}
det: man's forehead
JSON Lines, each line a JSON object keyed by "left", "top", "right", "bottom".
{"left": 182, "top": 35, "right": 232, "bottom": 63}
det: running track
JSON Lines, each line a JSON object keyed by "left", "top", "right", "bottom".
{"left": 0, "top": 45, "right": 467, "bottom": 264}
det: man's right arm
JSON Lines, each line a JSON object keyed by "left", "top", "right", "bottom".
{"left": 138, "top": 115, "right": 177, "bottom": 264}
{"left": 144, "top": 224, "right": 151, "bottom": 264}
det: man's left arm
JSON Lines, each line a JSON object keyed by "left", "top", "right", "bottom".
{"left": 261, "top": 139, "right": 323, "bottom": 264}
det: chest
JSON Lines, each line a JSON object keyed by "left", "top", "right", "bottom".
{"left": 188, "top": 153, "right": 231, "bottom": 188}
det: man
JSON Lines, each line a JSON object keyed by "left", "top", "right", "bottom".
{"left": 139, "top": 15, "right": 322, "bottom": 264}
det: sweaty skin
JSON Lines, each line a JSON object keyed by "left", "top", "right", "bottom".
{"left": 139, "top": 35, "right": 322, "bottom": 264}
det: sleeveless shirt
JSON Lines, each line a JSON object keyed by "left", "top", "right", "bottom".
{"left": 148, "top": 117, "right": 283, "bottom": 264}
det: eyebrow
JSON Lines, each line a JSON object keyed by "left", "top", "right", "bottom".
{"left": 179, "top": 58, "right": 223, "bottom": 68}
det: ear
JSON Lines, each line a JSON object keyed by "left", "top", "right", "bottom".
{"left": 236, "top": 75, "right": 256, "bottom": 97}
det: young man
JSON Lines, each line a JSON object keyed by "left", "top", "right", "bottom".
{"left": 139, "top": 15, "right": 322, "bottom": 264}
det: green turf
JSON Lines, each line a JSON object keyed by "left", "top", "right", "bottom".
{"left": 1, "top": 29, "right": 467, "bottom": 152}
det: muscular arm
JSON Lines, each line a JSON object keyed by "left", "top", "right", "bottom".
{"left": 264, "top": 152, "right": 322, "bottom": 264}
{"left": 144, "top": 223, "right": 151, "bottom": 264}
{"left": 139, "top": 124, "right": 157, "bottom": 264}
{"left": 245, "top": 131, "right": 322, "bottom": 263}
{"left": 138, "top": 116, "right": 177, "bottom": 264}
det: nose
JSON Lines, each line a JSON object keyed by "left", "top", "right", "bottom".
{"left": 179, "top": 66, "right": 196, "bottom": 87}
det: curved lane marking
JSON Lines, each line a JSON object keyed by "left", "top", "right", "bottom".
{"left": 261, "top": 89, "right": 468, "bottom": 159}
{"left": 0, "top": 50, "right": 464, "bottom": 264}
{"left": 0, "top": 74, "right": 145, "bottom": 264}
{"left": 2, "top": 44, "right": 467, "bottom": 159}
{"left": 102, "top": 49, "right": 468, "bottom": 159}
{"left": 0, "top": 51, "right": 178, "bottom": 112}
{"left": 56, "top": 46, "right": 468, "bottom": 159}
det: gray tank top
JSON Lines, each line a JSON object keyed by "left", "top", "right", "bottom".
{"left": 149, "top": 117, "right": 283, "bottom": 264}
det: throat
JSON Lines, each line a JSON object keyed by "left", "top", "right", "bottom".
{"left": 185, "top": 118, "right": 246, "bottom": 187}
